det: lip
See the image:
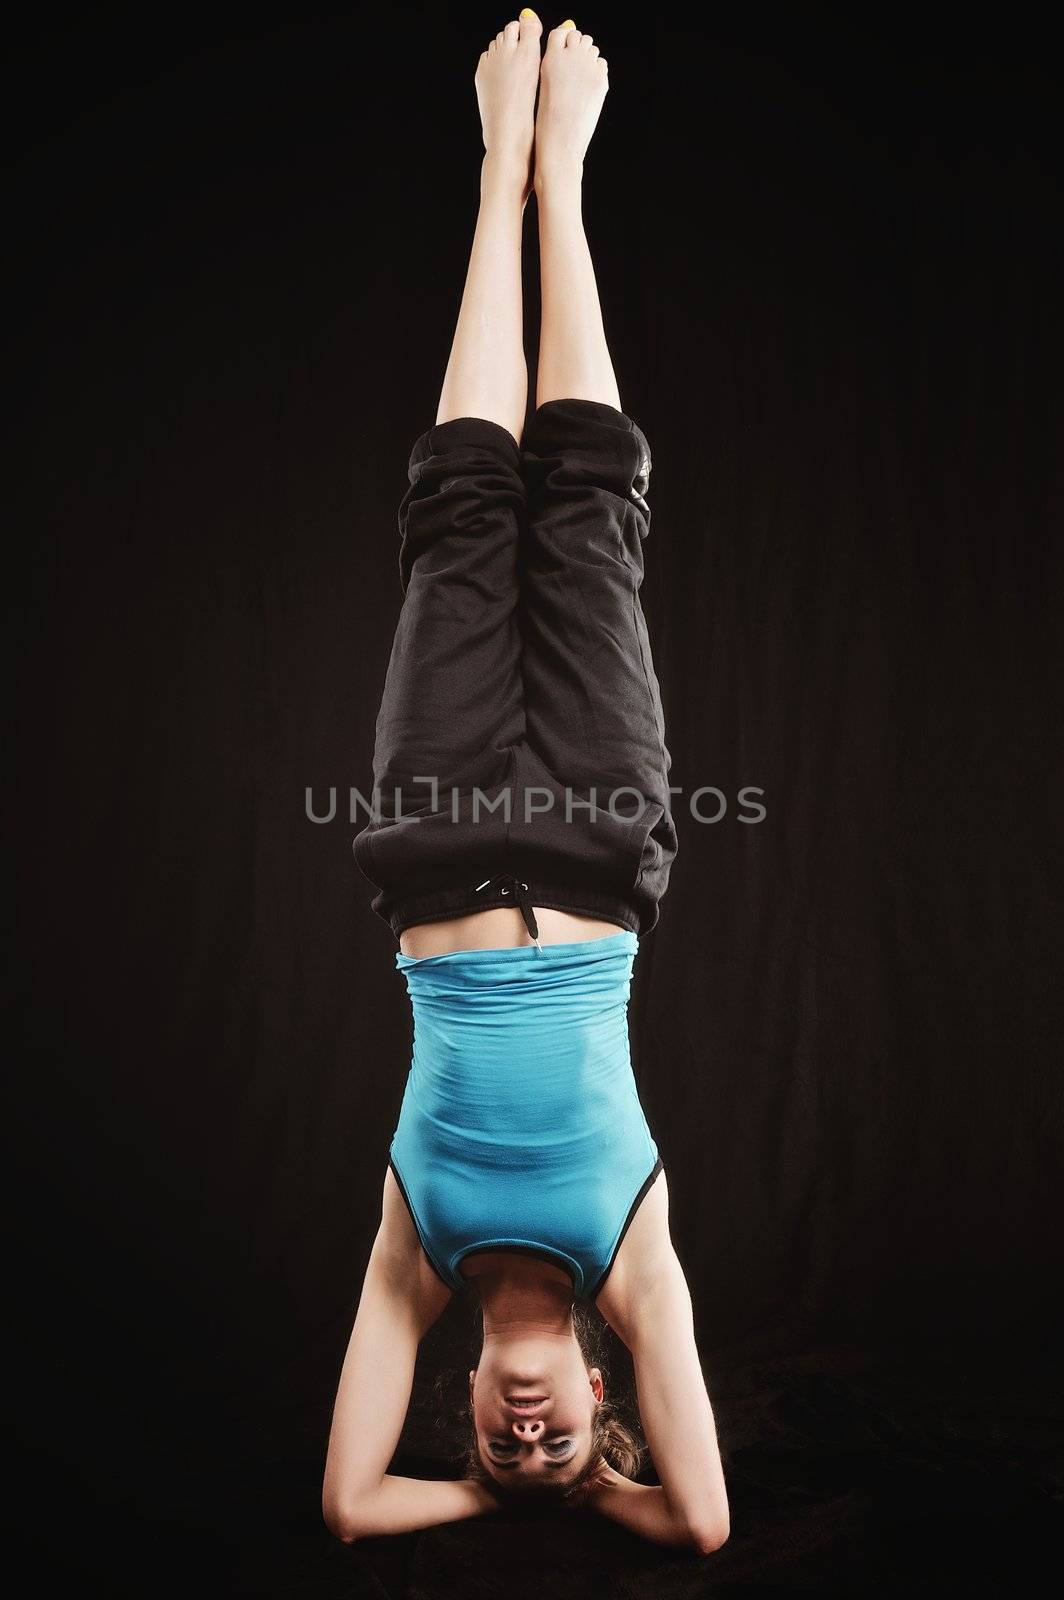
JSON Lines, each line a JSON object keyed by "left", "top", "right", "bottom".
{"left": 505, "top": 1396, "right": 549, "bottom": 1418}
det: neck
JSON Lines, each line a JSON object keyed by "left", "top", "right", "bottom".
{"left": 476, "top": 1261, "right": 576, "bottom": 1338}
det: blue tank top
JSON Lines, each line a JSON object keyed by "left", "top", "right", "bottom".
{"left": 389, "top": 930, "right": 662, "bottom": 1300}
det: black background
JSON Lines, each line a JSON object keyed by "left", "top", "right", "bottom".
{"left": 7, "top": 3, "right": 1062, "bottom": 1594}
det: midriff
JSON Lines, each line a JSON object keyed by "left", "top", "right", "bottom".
{"left": 398, "top": 904, "right": 625, "bottom": 959}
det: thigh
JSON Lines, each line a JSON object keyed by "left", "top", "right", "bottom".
{"left": 370, "top": 416, "right": 527, "bottom": 809}
{"left": 518, "top": 399, "right": 673, "bottom": 821}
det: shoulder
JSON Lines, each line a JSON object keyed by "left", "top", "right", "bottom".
{"left": 593, "top": 1164, "right": 674, "bottom": 1345}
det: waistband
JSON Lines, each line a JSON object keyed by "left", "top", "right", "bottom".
{"left": 384, "top": 870, "right": 642, "bottom": 945}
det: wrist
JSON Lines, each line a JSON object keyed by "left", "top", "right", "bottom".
{"left": 584, "top": 1463, "right": 631, "bottom": 1504}
{"left": 463, "top": 1477, "right": 503, "bottom": 1515}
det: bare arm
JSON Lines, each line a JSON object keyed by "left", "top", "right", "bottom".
{"left": 584, "top": 1464, "right": 701, "bottom": 1548}
{"left": 624, "top": 1248, "right": 729, "bottom": 1548}
{"left": 322, "top": 1189, "right": 499, "bottom": 1541}
{"left": 592, "top": 1172, "right": 729, "bottom": 1553}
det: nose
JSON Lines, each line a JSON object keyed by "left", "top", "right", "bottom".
{"left": 511, "top": 1417, "right": 545, "bottom": 1440}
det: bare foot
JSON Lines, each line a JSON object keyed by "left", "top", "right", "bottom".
{"left": 534, "top": 20, "right": 609, "bottom": 187}
{"left": 475, "top": 11, "right": 544, "bottom": 200}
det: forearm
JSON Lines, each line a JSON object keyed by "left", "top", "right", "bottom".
{"left": 329, "top": 1474, "right": 498, "bottom": 1543}
{"left": 590, "top": 1474, "right": 694, "bottom": 1548}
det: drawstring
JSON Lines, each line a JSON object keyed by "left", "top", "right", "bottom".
{"left": 474, "top": 872, "right": 543, "bottom": 951}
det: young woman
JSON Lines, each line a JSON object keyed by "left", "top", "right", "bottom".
{"left": 323, "top": 13, "right": 729, "bottom": 1552}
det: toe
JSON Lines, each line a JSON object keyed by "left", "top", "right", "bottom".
{"left": 549, "top": 22, "right": 573, "bottom": 50}
{"left": 503, "top": 20, "right": 520, "bottom": 47}
{"left": 518, "top": 8, "right": 543, "bottom": 42}
{"left": 563, "top": 25, "right": 582, "bottom": 48}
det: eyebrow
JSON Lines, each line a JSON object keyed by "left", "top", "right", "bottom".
{"left": 492, "top": 1457, "right": 574, "bottom": 1473}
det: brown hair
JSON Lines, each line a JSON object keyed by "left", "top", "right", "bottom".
{"left": 455, "top": 1295, "right": 645, "bottom": 1505}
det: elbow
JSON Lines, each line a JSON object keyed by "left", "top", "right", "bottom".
{"left": 322, "top": 1493, "right": 362, "bottom": 1545}
{"left": 688, "top": 1512, "right": 730, "bottom": 1555}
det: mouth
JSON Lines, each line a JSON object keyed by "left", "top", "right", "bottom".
{"left": 505, "top": 1395, "right": 549, "bottom": 1418}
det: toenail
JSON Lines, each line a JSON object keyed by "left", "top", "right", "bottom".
{"left": 519, "top": 7, "right": 538, "bottom": 17}
{"left": 561, "top": 19, "right": 576, "bottom": 28}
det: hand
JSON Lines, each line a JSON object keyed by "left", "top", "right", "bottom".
{"left": 578, "top": 1461, "right": 632, "bottom": 1508}
{"left": 459, "top": 1477, "right": 504, "bottom": 1516}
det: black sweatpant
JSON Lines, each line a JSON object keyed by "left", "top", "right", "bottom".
{"left": 352, "top": 398, "right": 678, "bottom": 940}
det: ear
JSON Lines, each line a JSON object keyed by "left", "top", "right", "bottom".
{"left": 588, "top": 1366, "right": 604, "bottom": 1403}
{"left": 468, "top": 1368, "right": 477, "bottom": 1407}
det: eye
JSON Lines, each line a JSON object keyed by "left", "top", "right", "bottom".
{"left": 488, "top": 1441, "right": 518, "bottom": 1458}
{"left": 545, "top": 1439, "right": 573, "bottom": 1456}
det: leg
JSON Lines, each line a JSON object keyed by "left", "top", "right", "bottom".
{"left": 515, "top": 25, "right": 677, "bottom": 930}
{"left": 533, "top": 21, "right": 619, "bottom": 411}
{"left": 436, "top": 14, "right": 543, "bottom": 444}
{"left": 354, "top": 15, "right": 543, "bottom": 907}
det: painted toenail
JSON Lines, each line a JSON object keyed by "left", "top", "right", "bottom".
{"left": 561, "top": 20, "right": 576, "bottom": 28}
{"left": 519, "top": 7, "right": 538, "bottom": 17}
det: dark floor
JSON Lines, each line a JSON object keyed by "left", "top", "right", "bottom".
{"left": 23, "top": 1345, "right": 1062, "bottom": 1596}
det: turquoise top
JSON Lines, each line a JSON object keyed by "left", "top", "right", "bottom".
{"left": 389, "top": 930, "right": 662, "bottom": 1299}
